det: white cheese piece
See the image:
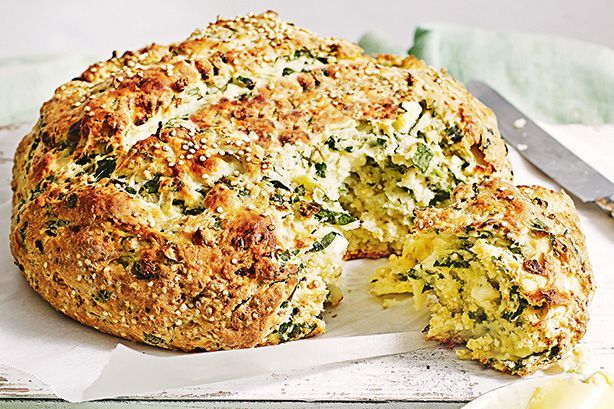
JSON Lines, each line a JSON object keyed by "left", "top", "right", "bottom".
{"left": 392, "top": 101, "right": 422, "bottom": 134}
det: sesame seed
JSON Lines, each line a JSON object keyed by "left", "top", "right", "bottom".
{"left": 199, "top": 155, "right": 206, "bottom": 162}
{"left": 231, "top": 258, "right": 239, "bottom": 264}
{"left": 216, "top": 206, "right": 224, "bottom": 213}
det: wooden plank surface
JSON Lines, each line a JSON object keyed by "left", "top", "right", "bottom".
{"left": 0, "top": 347, "right": 490, "bottom": 402}
{"left": 0, "top": 401, "right": 464, "bottom": 409}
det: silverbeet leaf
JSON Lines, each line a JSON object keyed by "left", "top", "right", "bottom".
{"left": 94, "top": 158, "right": 116, "bottom": 181}
{"left": 307, "top": 232, "right": 338, "bottom": 252}
{"left": 93, "top": 289, "right": 112, "bottom": 303}
{"left": 45, "top": 219, "right": 70, "bottom": 237}
{"left": 445, "top": 125, "right": 464, "bottom": 143}
{"left": 142, "top": 174, "right": 161, "bottom": 194}
{"left": 315, "top": 209, "right": 356, "bottom": 226}
{"left": 66, "top": 193, "right": 78, "bottom": 208}
{"left": 314, "top": 162, "right": 327, "bottom": 178}
{"left": 412, "top": 143, "right": 433, "bottom": 173}
{"left": 235, "top": 76, "right": 255, "bottom": 90}
{"left": 531, "top": 218, "right": 548, "bottom": 232}
{"left": 143, "top": 333, "right": 166, "bottom": 345}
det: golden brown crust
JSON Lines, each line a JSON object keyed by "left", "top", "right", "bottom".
{"left": 375, "top": 54, "right": 427, "bottom": 70}
{"left": 11, "top": 12, "right": 512, "bottom": 351}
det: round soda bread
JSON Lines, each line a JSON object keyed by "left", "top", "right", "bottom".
{"left": 371, "top": 179, "right": 594, "bottom": 375}
{"left": 11, "top": 12, "right": 512, "bottom": 352}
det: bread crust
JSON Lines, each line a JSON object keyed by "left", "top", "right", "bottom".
{"left": 10, "top": 12, "right": 511, "bottom": 351}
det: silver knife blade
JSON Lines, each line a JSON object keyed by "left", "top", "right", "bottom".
{"left": 467, "top": 80, "right": 614, "bottom": 207}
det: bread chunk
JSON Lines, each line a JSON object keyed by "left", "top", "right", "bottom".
{"left": 372, "top": 180, "right": 594, "bottom": 375}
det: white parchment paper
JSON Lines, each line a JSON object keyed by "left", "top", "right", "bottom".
{"left": 0, "top": 123, "right": 612, "bottom": 402}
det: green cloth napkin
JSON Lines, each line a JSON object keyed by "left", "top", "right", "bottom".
{"left": 0, "top": 54, "right": 98, "bottom": 126}
{"left": 360, "top": 25, "right": 614, "bottom": 124}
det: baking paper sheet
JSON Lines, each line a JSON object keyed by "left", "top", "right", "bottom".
{"left": 0, "top": 123, "right": 612, "bottom": 402}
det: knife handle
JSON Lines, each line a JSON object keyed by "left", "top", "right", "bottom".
{"left": 596, "top": 194, "right": 614, "bottom": 218}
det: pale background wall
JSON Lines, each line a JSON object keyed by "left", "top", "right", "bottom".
{"left": 1, "top": 0, "right": 613, "bottom": 58}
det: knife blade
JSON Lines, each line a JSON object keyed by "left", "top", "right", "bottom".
{"left": 466, "top": 80, "right": 614, "bottom": 217}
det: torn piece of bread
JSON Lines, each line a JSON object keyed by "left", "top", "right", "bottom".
{"left": 371, "top": 180, "right": 594, "bottom": 375}
{"left": 11, "top": 11, "right": 511, "bottom": 352}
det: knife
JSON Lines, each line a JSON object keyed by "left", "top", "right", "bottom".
{"left": 466, "top": 80, "right": 614, "bottom": 218}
